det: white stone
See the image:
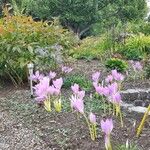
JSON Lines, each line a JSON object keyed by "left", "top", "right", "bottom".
{"left": 128, "top": 106, "right": 150, "bottom": 115}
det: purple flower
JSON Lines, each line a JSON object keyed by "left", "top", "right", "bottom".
{"left": 92, "top": 72, "right": 100, "bottom": 83}
{"left": 107, "top": 82, "right": 118, "bottom": 96}
{"left": 95, "top": 85, "right": 104, "bottom": 95}
{"left": 111, "top": 92, "right": 122, "bottom": 104}
{"left": 89, "top": 112, "right": 96, "bottom": 124}
{"left": 105, "top": 75, "right": 113, "bottom": 83}
{"left": 49, "top": 71, "right": 56, "bottom": 79}
{"left": 111, "top": 69, "right": 118, "bottom": 77}
{"left": 93, "top": 82, "right": 98, "bottom": 89}
{"left": 100, "top": 118, "right": 113, "bottom": 135}
{"left": 62, "top": 66, "right": 73, "bottom": 73}
{"left": 114, "top": 73, "right": 124, "bottom": 81}
{"left": 102, "top": 87, "right": 110, "bottom": 97}
{"left": 53, "top": 78, "right": 63, "bottom": 90}
{"left": 31, "top": 71, "right": 44, "bottom": 82}
{"left": 70, "top": 95, "right": 84, "bottom": 114}
{"left": 111, "top": 70, "right": 124, "bottom": 81}
{"left": 71, "top": 83, "right": 79, "bottom": 94}
{"left": 133, "top": 62, "right": 143, "bottom": 71}
{"left": 77, "top": 90, "right": 85, "bottom": 99}
{"left": 47, "top": 85, "right": 56, "bottom": 95}
{"left": 34, "top": 77, "right": 50, "bottom": 102}
{"left": 100, "top": 118, "right": 113, "bottom": 149}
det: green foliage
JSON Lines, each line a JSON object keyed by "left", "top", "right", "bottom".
{"left": 26, "top": 0, "right": 147, "bottom": 38}
{"left": 71, "top": 36, "right": 112, "bottom": 60}
{"left": 0, "top": 13, "right": 76, "bottom": 85}
{"left": 105, "top": 58, "right": 128, "bottom": 72}
{"left": 118, "top": 35, "right": 150, "bottom": 60}
{"left": 63, "top": 74, "right": 92, "bottom": 91}
{"left": 115, "top": 144, "right": 139, "bottom": 150}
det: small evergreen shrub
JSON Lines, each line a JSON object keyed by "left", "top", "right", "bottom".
{"left": 105, "top": 58, "right": 128, "bottom": 72}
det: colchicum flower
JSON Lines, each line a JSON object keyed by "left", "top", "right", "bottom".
{"left": 53, "top": 78, "right": 63, "bottom": 90}
{"left": 89, "top": 112, "right": 97, "bottom": 140}
{"left": 71, "top": 83, "right": 80, "bottom": 94}
{"left": 105, "top": 75, "right": 113, "bottom": 83}
{"left": 49, "top": 71, "right": 56, "bottom": 79}
{"left": 62, "top": 66, "right": 73, "bottom": 73}
{"left": 31, "top": 70, "right": 44, "bottom": 82}
{"left": 100, "top": 118, "right": 113, "bottom": 150}
{"left": 89, "top": 112, "right": 96, "bottom": 124}
{"left": 70, "top": 95, "right": 84, "bottom": 114}
{"left": 34, "top": 76, "right": 63, "bottom": 112}
{"left": 92, "top": 72, "right": 100, "bottom": 83}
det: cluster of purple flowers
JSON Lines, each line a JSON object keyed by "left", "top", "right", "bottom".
{"left": 92, "top": 70, "right": 123, "bottom": 106}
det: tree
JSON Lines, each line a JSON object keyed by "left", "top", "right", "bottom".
{"left": 25, "top": 0, "right": 147, "bottom": 38}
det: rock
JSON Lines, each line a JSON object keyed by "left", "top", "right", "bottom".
{"left": 121, "top": 89, "right": 139, "bottom": 102}
{"left": 128, "top": 106, "right": 150, "bottom": 115}
{"left": 134, "top": 100, "right": 144, "bottom": 106}
{"left": 144, "top": 100, "right": 150, "bottom": 107}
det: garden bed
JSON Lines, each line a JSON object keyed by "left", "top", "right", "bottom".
{"left": 0, "top": 60, "right": 150, "bottom": 150}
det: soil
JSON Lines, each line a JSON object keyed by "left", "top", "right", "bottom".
{"left": 0, "top": 60, "right": 150, "bottom": 150}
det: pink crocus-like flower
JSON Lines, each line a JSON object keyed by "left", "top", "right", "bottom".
{"left": 102, "top": 87, "right": 110, "bottom": 97}
{"left": 105, "top": 75, "right": 113, "bottom": 83}
{"left": 89, "top": 112, "right": 96, "bottom": 124}
{"left": 70, "top": 95, "right": 84, "bottom": 114}
{"left": 49, "top": 71, "right": 56, "bottom": 79}
{"left": 111, "top": 69, "right": 118, "bottom": 77}
{"left": 101, "top": 118, "right": 113, "bottom": 135}
{"left": 95, "top": 85, "right": 104, "bottom": 95}
{"left": 107, "top": 82, "right": 118, "bottom": 96}
{"left": 133, "top": 62, "right": 143, "bottom": 71}
{"left": 93, "top": 82, "right": 98, "bottom": 89}
{"left": 77, "top": 90, "right": 85, "bottom": 99}
{"left": 53, "top": 78, "right": 63, "bottom": 90}
{"left": 92, "top": 72, "right": 100, "bottom": 83}
{"left": 62, "top": 66, "right": 73, "bottom": 73}
{"left": 112, "top": 92, "right": 122, "bottom": 104}
{"left": 100, "top": 118, "right": 113, "bottom": 149}
{"left": 111, "top": 70, "right": 124, "bottom": 81}
{"left": 114, "top": 73, "right": 124, "bottom": 81}
{"left": 34, "top": 77, "right": 50, "bottom": 102}
{"left": 71, "top": 83, "right": 80, "bottom": 94}
{"left": 31, "top": 71, "right": 44, "bottom": 82}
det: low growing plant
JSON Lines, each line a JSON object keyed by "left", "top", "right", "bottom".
{"left": 105, "top": 58, "right": 128, "bottom": 72}
{"left": 63, "top": 74, "right": 92, "bottom": 91}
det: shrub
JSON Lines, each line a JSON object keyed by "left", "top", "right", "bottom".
{"left": 0, "top": 11, "right": 76, "bottom": 85}
{"left": 63, "top": 74, "right": 92, "bottom": 91}
{"left": 118, "top": 35, "right": 150, "bottom": 60}
{"left": 105, "top": 58, "right": 128, "bottom": 72}
{"left": 70, "top": 36, "right": 112, "bottom": 60}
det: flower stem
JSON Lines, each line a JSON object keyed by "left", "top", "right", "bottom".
{"left": 83, "top": 114, "right": 95, "bottom": 141}
{"left": 137, "top": 104, "right": 150, "bottom": 137}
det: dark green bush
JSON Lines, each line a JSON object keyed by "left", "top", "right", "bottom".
{"left": 63, "top": 74, "right": 92, "bottom": 91}
{"left": 122, "top": 49, "right": 143, "bottom": 60}
{"left": 105, "top": 58, "right": 128, "bottom": 72}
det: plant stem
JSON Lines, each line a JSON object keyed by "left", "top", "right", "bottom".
{"left": 136, "top": 104, "right": 150, "bottom": 137}
{"left": 83, "top": 114, "right": 95, "bottom": 141}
